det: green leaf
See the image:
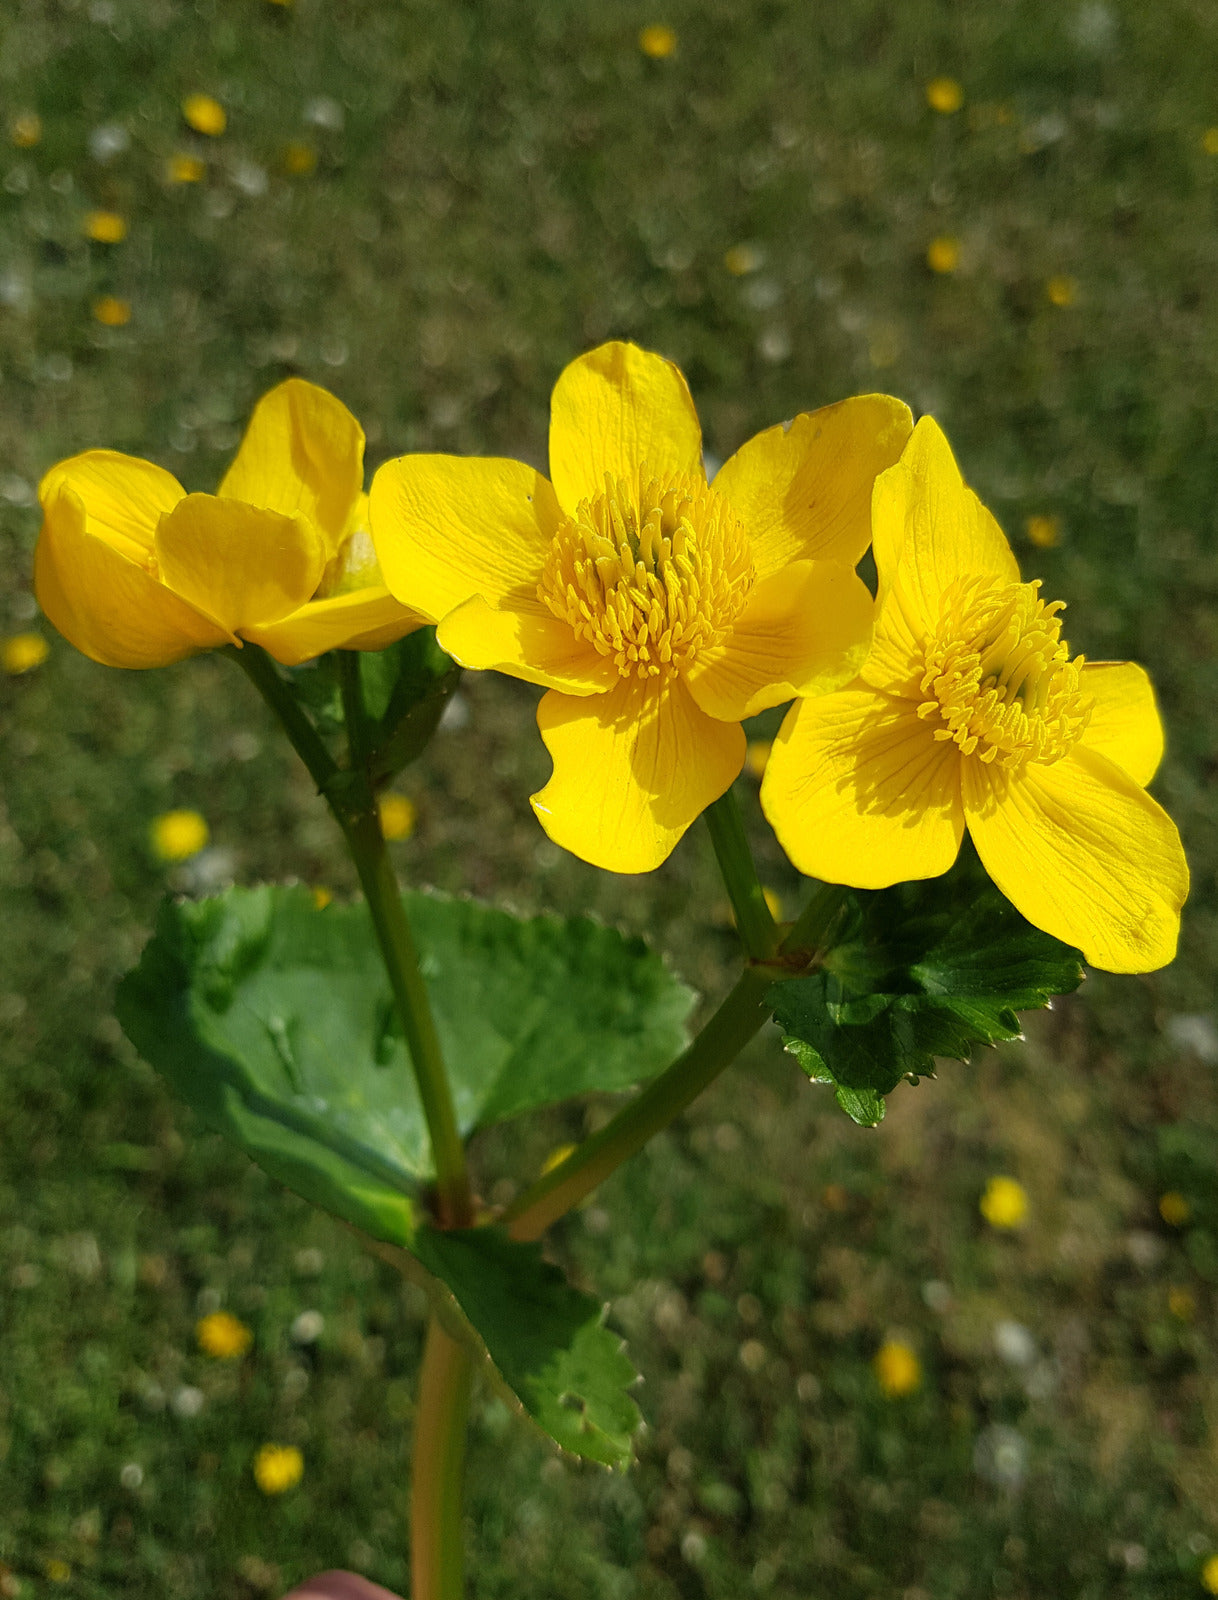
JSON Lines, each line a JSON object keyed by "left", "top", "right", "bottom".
{"left": 361, "top": 628, "right": 461, "bottom": 784}
{"left": 770, "top": 848, "right": 1085, "bottom": 1126}
{"left": 415, "top": 1226, "right": 641, "bottom": 1468}
{"left": 116, "top": 884, "right": 693, "bottom": 1224}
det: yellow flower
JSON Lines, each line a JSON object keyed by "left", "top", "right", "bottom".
{"left": 1046, "top": 275, "right": 1077, "bottom": 307}
{"left": 150, "top": 809, "right": 209, "bottom": 862}
{"left": 2, "top": 632, "right": 49, "bottom": 674}
{"left": 84, "top": 209, "right": 127, "bottom": 244}
{"left": 10, "top": 111, "right": 42, "bottom": 148}
{"left": 639, "top": 24, "right": 677, "bottom": 58}
{"left": 874, "top": 1339, "right": 921, "bottom": 1396}
{"left": 369, "top": 342, "right": 912, "bottom": 871}
{"left": 1025, "top": 513, "right": 1060, "bottom": 549}
{"left": 182, "top": 93, "right": 226, "bottom": 137}
{"left": 1203, "top": 129, "right": 1218, "bottom": 157}
{"left": 197, "top": 1309, "right": 253, "bottom": 1359}
{"left": 926, "top": 236, "right": 961, "bottom": 274}
{"left": 92, "top": 295, "right": 131, "bottom": 327}
{"left": 252, "top": 1444, "right": 303, "bottom": 1494}
{"left": 979, "top": 1175, "right": 1029, "bottom": 1230}
{"left": 311, "top": 885, "right": 333, "bottom": 910}
{"left": 34, "top": 378, "right": 425, "bottom": 669}
{"left": 926, "top": 77, "right": 964, "bottom": 114}
{"left": 761, "top": 418, "right": 1188, "bottom": 972}
{"left": 282, "top": 140, "right": 317, "bottom": 177}
{"left": 1160, "top": 1191, "right": 1191, "bottom": 1227}
{"left": 1202, "top": 1553, "right": 1218, "bottom": 1593}
{"left": 167, "top": 152, "right": 206, "bottom": 184}
{"left": 377, "top": 792, "right": 416, "bottom": 840}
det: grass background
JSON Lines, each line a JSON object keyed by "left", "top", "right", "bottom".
{"left": 3, "top": 0, "right": 1218, "bottom": 1594}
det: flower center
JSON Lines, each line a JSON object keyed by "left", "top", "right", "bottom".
{"left": 538, "top": 470, "right": 754, "bottom": 681}
{"left": 917, "top": 575, "right": 1092, "bottom": 769}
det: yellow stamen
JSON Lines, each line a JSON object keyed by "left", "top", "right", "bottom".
{"left": 538, "top": 469, "right": 753, "bottom": 682}
{"left": 917, "top": 574, "right": 1091, "bottom": 771}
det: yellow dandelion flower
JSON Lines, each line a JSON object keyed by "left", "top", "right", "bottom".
{"left": 1160, "top": 1191, "right": 1191, "bottom": 1227}
{"left": 150, "top": 809, "right": 210, "bottom": 862}
{"left": 724, "top": 243, "right": 763, "bottom": 277}
{"left": 33, "top": 378, "right": 424, "bottom": 670}
{"left": 1025, "top": 513, "right": 1060, "bottom": 549}
{"left": 45, "top": 1559, "right": 71, "bottom": 1583}
{"left": 253, "top": 1444, "right": 303, "bottom": 1495}
{"left": 92, "top": 295, "right": 131, "bottom": 327}
{"left": 926, "top": 236, "right": 961, "bottom": 274}
{"left": 979, "top": 1175, "right": 1029, "bottom": 1230}
{"left": 378, "top": 792, "right": 416, "bottom": 840}
{"left": 197, "top": 1309, "right": 253, "bottom": 1359}
{"left": 182, "top": 93, "right": 226, "bottom": 137}
{"left": 167, "top": 152, "right": 206, "bottom": 184}
{"left": 311, "top": 885, "right": 333, "bottom": 910}
{"left": 282, "top": 141, "right": 317, "bottom": 177}
{"left": 926, "top": 77, "right": 964, "bottom": 114}
{"left": 1203, "top": 129, "right": 1218, "bottom": 157}
{"left": 744, "top": 739, "right": 771, "bottom": 778}
{"left": 761, "top": 417, "right": 1188, "bottom": 972}
{"left": 84, "top": 210, "right": 127, "bottom": 244}
{"left": 2, "top": 632, "right": 49, "bottom": 675}
{"left": 1169, "top": 1286, "right": 1196, "bottom": 1322}
{"left": 10, "top": 111, "right": 42, "bottom": 148}
{"left": 639, "top": 24, "right": 677, "bottom": 58}
{"left": 874, "top": 1339, "right": 922, "bottom": 1396}
{"left": 1202, "top": 1553, "right": 1218, "bottom": 1593}
{"left": 369, "top": 342, "right": 912, "bottom": 871}
{"left": 1046, "top": 275, "right": 1078, "bottom": 308}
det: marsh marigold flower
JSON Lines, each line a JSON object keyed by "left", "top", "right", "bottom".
{"left": 84, "top": 209, "right": 127, "bottom": 243}
{"left": 197, "top": 1309, "right": 253, "bottom": 1359}
{"left": 182, "top": 93, "right": 226, "bottom": 137}
{"left": 761, "top": 418, "right": 1188, "bottom": 972}
{"left": 926, "top": 77, "right": 964, "bottom": 114}
{"left": 150, "top": 809, "right": 209, "bottom": 861}
{"left": 874, "top": 1339, "right": 921, "bottom": 1396}
{"left": 639, "top": 24, "right": 677, "bottom": 58}
{"left": 370, "top": 342, "right": 912, "bottom": 870}
{"left": 35, "top": 379, "right": 424, "bottom": 669}
{"left": 980, "top": 1175, "right": 1028, "bottom": 1230}
{"left": 252, "top": 1443, "right": 303, "bottom": 1494}
{"left": 2, "top": 632, "right": 49, "bottom": 674}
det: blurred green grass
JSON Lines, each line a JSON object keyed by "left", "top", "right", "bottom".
{"left": 3, "top": 0, "right": 1218, "bottom": 1594}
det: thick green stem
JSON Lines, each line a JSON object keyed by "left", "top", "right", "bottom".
{"left": 229, "top": 644, "right": 338, "bottom": 794}
{"left": 704, "top": 789, "right": 779, "bottom": 960}
{"left": 411, "top": 1315, "right": 472, "bottom": 1600}
{"left": 506, "top": 964, "right": 773, "bottom": 1241}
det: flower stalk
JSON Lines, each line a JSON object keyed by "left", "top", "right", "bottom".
{"left": 411, "top": 1316, "right": 473, "bottom": 1600}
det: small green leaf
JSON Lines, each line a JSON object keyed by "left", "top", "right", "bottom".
{"left": 770, "top": 848, "right": 1085, "bottom": 1125}
{"left": 414, "top": 1226, "right": 641, "bottom": 1468}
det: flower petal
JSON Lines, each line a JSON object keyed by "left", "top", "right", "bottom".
{"left": 1078, "top": 661, "right": 1164, "bottom": 787}
{"left": 218, "top": 379, "right": 364, "bottom": 558}
{"left": 548, "top": 341, "right": 704, "bottom": 514}
{"left": 437, "top": 594, "right": 619, "bottom": 695}
{"left": 247, "top": 587, "right": 426, "bottom": 666}
{"left": 34, "top": 484, "right": 227, "bottom": 668}
{"left": 962, "top": 745, "right": 1188, "bottom": 973}
{"left": 711, "top": 395, "right": 912, "bottom": 578}
{"left": 369, "top": 455, "right": 562, "bottom": 621}
{"left": 155, "top": 494, "right": 327, "bottom": 634}
{"left": 685, "top": 560, "right": 874, "bottom": 721}
{"left": 761, "top": 689, "right": 965, "bottom": 887}
{"left": 532, "top": 676, "right": 745, "bottom": 872}
{"left": 39, "top": 450, "right": 184, "bottom": 560}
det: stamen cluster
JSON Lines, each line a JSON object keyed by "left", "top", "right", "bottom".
{"left": 538, "top": 470, "right": 754, "bottom": 681}
{"left": 917, "top": 575, "right": 1092, "bottom": 769}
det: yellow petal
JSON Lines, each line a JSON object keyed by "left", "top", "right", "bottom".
{"left": 548, "top": 341, "right": 704, "bottom": 515}
{"left": 437, "top": 593, "right": 618, "bottom": 695}
{"left": 962, "top": 746, "right": 1188, "bottom": 973}
{"left": 712, "top": 395, "right": 912, "bottom": 579}
{"left": 34, "top": 484, "right": 228, "bottom": 668}
{"left": 761, "top": 689, "right": 965, "bottom": 887}
{"left": 218, "top": 379, "right": 364, "bottom": 559}
{"left": 369, "top": 455, "right": 562, "bottom": 622}
{"left": 247, "top": 586, "right": 426, "bottom": 666}
{"left": 532, "top": 676, "right": 745, "bottom": 872}
{"left": 155, "top": 494, "right": 326, "bottom": 634}
{"left": 1078, "top": 661, "right": 1164, "bottom": 787}
{"left": 39, "top": 450, "right": 185, "bottom": 561}
{"left": 685, "top": 560, "right": 873, "bottom": 721}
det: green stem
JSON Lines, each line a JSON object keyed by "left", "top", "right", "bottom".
{"left": 506, "top": 964, "right": 773, "bottom": 1241}
{"left": 232, "top": 643, "right": 472, "bottom": 1227}
{"left": 338, "top": 649, "right": 373, "bottom": 767}
{"left": 704, "top": 789, "right": 779, "bottom": 960}
{"left": 782, "top": 879, "right": 850, "bottom": 961}
{"left": 411, "top": 1315, "right": 472, "bottom": 1600}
